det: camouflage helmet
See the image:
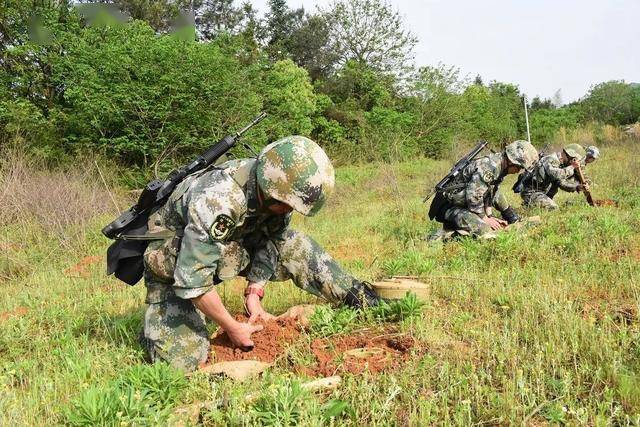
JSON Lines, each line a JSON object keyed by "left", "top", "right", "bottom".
{"left": 256, "top": 135, "right": 335, "bottom": 216}
{"left": 586, "top": 145, "right": 600, "bottom": 160}
{"left": 563, "top": 143, "right": 586, "bottom": 161}
{"left": 505, "top": 140, "right": 538, "bottom": 171}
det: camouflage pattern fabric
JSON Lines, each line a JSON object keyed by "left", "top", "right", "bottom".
{"left": 256, "top": 136, "right": 335, "bottom": 216}
{"left": 141, "top": 154, "right": 352, "bottom": 371}
{"left": 521, "top": 153, "right": 579, "bottom": 209}
{"left": 437, "top": 152, "right": 507, "bottom": 236}
{"left": 522, "top": 191, "right": 559, "bottom": 210}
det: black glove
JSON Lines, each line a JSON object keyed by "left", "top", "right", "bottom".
{"left": 344, "top": 280, "right": 381, "bottom": 309}
{"left": 500, "top": 207, "right": 520, "bottom": 224}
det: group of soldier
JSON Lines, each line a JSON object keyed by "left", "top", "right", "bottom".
{"left": 428, "top": 140, "right": 600, "bottom": 239}
{"left": 131, "top": 133, "right": 599, "bottom": 371}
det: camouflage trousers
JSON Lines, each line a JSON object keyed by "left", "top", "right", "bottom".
{"left": 442, "top": 207, "right": 493, "bottom": 236}
{"left": 439, "top": 191, "right": 511, "bottom": 237}
{"left": 141, "top": 229, "right": 355, "bottom": 371}
{"left": 521, "top": 191, "right": 559, "bottom": 210}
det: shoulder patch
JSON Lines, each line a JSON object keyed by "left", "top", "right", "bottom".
{"left": 210, "top": 214, "right": 236, "bottom": 241}
{"left": 482, "top": 170, "right": 495, "bottom": 182}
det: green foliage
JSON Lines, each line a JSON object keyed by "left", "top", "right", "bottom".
{"left": 370, "top": 292, "right": 425, "bottom": 322}
{"left": 308, "top": 305, "right": 358, "bottom": 336}
{"left": 2, "top": 1, "right": 638, "bottom": 171}
{"left": 581, "top": 80, "right": 640, "bottom": 125}
{"left": 461, "top": 82, "right": 526, "bottom": 143}
{"left": 250, "top": 380, "right": 310, "bottom": 425}
{"left": 261, "top": 59, "right": 317, "bottom": 139}
{"left": 65, "top": 363, "right": 187, "bottom": 426}
{"left": 529, "top": 106, "right": 581, "bottom": 144}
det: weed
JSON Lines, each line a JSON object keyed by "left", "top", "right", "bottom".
{"left": 250, "top": 380, "right": 313, "bottom": 425}
{"left": 308, "top": 305, "right": 358, "bottom": 337}
{"left": 370, "top": 292, "right": 426, "bottom": 322}
{"left": 65, "top": 363, "right": 186, "bottom": 426}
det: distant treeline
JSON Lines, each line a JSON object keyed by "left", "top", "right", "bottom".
{"left": 2, "top": 0, "right": 639, "bottom": 172}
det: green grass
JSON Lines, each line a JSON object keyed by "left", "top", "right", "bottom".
{"left": 1, "top": 141, "right": 639, "bottom": 425}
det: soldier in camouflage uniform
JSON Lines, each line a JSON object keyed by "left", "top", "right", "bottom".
{"left": 545, "top": 145, "right": 599, "bottom": 201}
{"left": 520, "top": 143, "right": 589, "bottom": 210}
{"left": 141, "top": 136, "right": 379, "bottom": 371}
{"left": 429, "top": 140, "right": 538, "bottom": 238}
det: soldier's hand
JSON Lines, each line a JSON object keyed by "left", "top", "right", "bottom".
{"left": 484, "top": 216, "right": 506, "bottom": 231}
{"left": 225, "top": 322, "right": 263, "bottom": 352}
{"left": 578, "top": 183, "right": 590, "bottom": 192}
{"left": 570, "top": 159, "right": 581, "bottom": 169}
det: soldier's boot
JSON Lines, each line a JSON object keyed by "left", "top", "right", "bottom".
{"left": 343, "top": 279, "right": 382, "bottom": 309}
{"left": 500, "top": 207, "right": 520, "bottom": 224}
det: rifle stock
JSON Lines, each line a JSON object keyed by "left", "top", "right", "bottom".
{"left": 574, "top": 164, "right": 595, "bottom": 206}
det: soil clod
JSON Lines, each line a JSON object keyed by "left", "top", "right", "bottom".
{"left": 594, "top": 199, "right": 618, "bottom": 207}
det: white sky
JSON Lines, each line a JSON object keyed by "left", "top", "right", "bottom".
{"left": 251, "top": 0, "right": 639, "bottom": 103}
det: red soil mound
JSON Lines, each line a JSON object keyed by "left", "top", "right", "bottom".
{"left": 594, "top": 199, "right": 618, "bottom": 207}
{"left": 211, "top": 316, "right": 301, "bottom": 363}
{"left": 304, "top": 332, "right": 417, "bottom": 377}
{"left": 210, "top": 314, "right": 419, "bottom": 377}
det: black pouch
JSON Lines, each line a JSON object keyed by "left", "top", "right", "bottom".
{"left": 428, "top": 191, "right": 449, "bottom": 222}
{"left": 105, "top": 214, "right": 151, "bottom": 286}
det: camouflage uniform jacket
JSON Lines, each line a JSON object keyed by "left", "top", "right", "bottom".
{"left": 524, "top": 153, "right": 579, "bottom": 194}
{"left": 443, "top": 152, "right": 506, "bottom": 217}
{"left": 144, "top": 158, "right": 290, "bottom": 304}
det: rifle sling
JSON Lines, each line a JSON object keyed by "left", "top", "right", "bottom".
{"left": 118, "top": 229, "right": 184, "bottom": 241}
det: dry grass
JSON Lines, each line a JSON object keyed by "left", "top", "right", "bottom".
{"left": 0, "top": 150, "right": 117, "bottom": 240}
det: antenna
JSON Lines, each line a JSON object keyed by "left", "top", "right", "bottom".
{"left": 523, "top": 95, "right": 531, "bottom": 143}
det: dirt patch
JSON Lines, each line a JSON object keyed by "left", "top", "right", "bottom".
{"left": 64, "top": 255, "right": 102, "bottom": 278}
{"left": 209, "top": 312, "right": 420, "bottom": 377}
{"left": 301, "top": 332, "right": 417, "bottom": 377}
{"left": 594, "top": 199, "right": 618, "bottom": 207}
{"left": 0, "top": 306, "right": 28, "bottom": 322}
{"left": 211, "top": 316, "right": 302, "bottom": 364}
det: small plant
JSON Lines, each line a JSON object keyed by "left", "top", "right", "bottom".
{"left": 65, "top": 363, "right": 187, "bottom": 426}
{"left": 250, "top": 381, "right": 311, "bottom": 426}
{"left": 371, "top": 292, "right": 425, "bottom": 322}
{"left": 308, "top": 305, "right": 358, "bottom": 337}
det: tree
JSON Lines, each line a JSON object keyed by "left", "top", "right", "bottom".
{"left": 581, "top": 80, "right": 638, "bottom": 125}
{"left": 323, "top": 0, "right": 417, "bottom": 76}
{"left": 286, "top": 14, "right": 338, "bottom": 81}
{"left": 74, "top": 0, "right": 186, "bottom": 32}
{"left": 193, "top": 0, "right": 248, "bottom": 40}
{"left": 530, "top": 96, "right": 554, "bottom": 111}
{"left": 407, "top": 64, "right": 467, "bottom": 156}
{"left": 264, "top": 0, "right": 304, "bottom": 60}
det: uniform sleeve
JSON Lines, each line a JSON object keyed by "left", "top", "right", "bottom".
{"left": 246, "top": 214, "right": 292, "bottom": 284}
{"left": 557, "top": 176, "right": 580, "bottom": 192}
{"left": 465, "top": 173, "right": 490, "bottom": 217}
{"left": 173, "top": 181, "right": 246, "bottom": 299}
{"left": 544, "top": 159, "right": 579, "bottom": 192}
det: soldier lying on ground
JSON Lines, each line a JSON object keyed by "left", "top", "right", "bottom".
{"left": 429, "top": 140, "right": 538, "bottom": 238}
{"left": 140, "top": 136, "right": 381, "bottom": 371}
{"left": 545, "top": 145, "right": 599, "bottom": 200}
{"left": 520, "top": 143, "right": 590, "bottom": 210}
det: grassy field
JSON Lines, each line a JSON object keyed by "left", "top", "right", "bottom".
{"left": 1, "top": 141, "right": 639, "bottom": 425}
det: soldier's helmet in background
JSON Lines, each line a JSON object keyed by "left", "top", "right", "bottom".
{"left": 256, "top": 135, "right": 335, "bottom": 216}
{"left": 505, "top": 140, "right": 538, "bottom": 171}
{"left": 563, "top": 143, "right": 587, "bottom": 161}
{"left": 586, "top": 145, "right": 600, "bottom": 160}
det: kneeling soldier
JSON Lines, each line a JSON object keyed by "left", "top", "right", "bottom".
{"left": 430, "top": 140, "right": 538, "bottom": 238}
{"left": 544, "top": 145, "right": 599, "bottom": 201}
{"left": 520, "top": 143, "right": 588, "bottom": 210}
{"left": 141, "top": 136, "right": 379, "bottom": 371}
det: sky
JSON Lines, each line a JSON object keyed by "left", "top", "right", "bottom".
{"left": 251, "top": 0, "right": 640, "bottom": 103}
